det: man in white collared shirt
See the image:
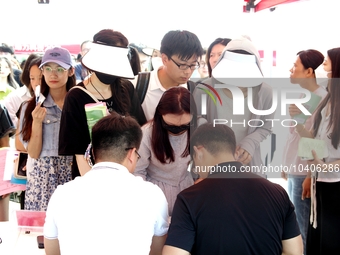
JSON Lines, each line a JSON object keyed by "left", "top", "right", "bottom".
{"left": 131, "top": 30, "right": 204, "bottom": 121}
{"left": 4, "top": 85, "right": 31, "bottom": 127}
{"left": 44, "top": 113, "right": 169, "bottom": 255}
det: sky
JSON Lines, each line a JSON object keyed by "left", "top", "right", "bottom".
{"left": 1, "top": 0, "right": 339, "bottom": 75}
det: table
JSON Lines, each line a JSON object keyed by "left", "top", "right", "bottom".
{"left": 0, "top": 221, "right": 46, "bottom": 254}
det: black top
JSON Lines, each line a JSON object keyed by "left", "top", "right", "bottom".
{"left": 0, "top": 104, "right": 15, "bottom": 138}
{"left": 58, "top": 81, "right": 146, "bottom": 178}
{"left": 13, "top": 68, "right": 23, "bottom": 87}
{"left": 166, "top": 161, "right": 300, "bottom": 255}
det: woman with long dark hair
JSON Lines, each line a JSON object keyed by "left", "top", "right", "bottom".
{"left": 134, "top": 87, "right": 197, "bottom": 215}
{"left": 59, "top": 29, "right": 146, "bottom": 178}
{"left": 19, "top": 47, "right": 75, "bottom": 211}
{"left": 296, "top": 47, "right": 340, "bottom": 254}
{"left": 283, "top": 49, "right": 327, "bottom": 255}
{"left": 5, "top": 54, "right": 41, "bottom": 127}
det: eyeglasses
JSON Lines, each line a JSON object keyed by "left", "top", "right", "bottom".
{"left": 125, "top": 147, "right": 141, "bottom": 160}
{"left": 170, "top": 57, "right": 200, "bottom": 70}
{"left": 42, "top": 66, "right": 68, "bottom": 75}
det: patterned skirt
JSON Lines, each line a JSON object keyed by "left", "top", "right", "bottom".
{"left": 24, "top": 155, "right": 73, "bottom": 211}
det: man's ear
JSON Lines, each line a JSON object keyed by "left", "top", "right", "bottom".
{"left": 306, "top": 67, "right": 314, "bottom": 77}
{"left": 91, "top": 148, "right": 95, "bottom": 161}
{"left": 193, "top": 146, "right": 202, "bottom": 160}
{"left": 126, "top": 148, "right": 134, "bottom": 163}
{"left": 161, "top": 53, "right": 169, "bottom": 65}
{"left": 234, "top": 150, "right": 239, "bottom": 160}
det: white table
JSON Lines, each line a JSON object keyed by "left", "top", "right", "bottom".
{"left": 1, "top": 211, "right": 46, "bottom": 255}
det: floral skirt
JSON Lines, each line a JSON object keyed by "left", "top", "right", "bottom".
{"left": 24, "top": 156, "right": 73, "bottom": 211}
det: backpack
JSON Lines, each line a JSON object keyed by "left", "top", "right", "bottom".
{"left": 135, "top": 72, "right": 197, "bottom": 104}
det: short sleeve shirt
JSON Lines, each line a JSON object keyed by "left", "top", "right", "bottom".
{"left": 59, "top": 81, "right": 146, "bottom": 178}
{"left": 165, "top": 162, "right": 300, "bottom": 255}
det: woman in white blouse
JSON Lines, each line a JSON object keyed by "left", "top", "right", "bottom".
{"left": 296, "top": 47, "right": 340, "bottom": 254}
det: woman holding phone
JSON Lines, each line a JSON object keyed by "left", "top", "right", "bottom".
{"left": 19, "top": 47, "right": 75, "bottom": 211}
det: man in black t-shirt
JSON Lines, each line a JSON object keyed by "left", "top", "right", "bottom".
{"left": 163, "top": 123, "right": 303, "bottom": 255}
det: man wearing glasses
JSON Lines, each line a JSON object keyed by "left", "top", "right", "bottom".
{"left": 132, "top": 30, "right": 204, "bottom": 121}
{"left": 44, "top": 112, "right": 169, "bottom": 255}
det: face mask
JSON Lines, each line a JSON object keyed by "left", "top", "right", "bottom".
{"left": 161, "top": 118, "right": 191, "bottom": 135}
{"left": 95, "top": 72, "right": 117, "bottom": 85}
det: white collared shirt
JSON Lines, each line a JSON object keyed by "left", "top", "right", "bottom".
{"left": 315, "top": 107, "right": 340, "bottom": 182}
{"left": 131, "top": 67, "right": 187, "bottom": 121}
{"left": 4, "top": 86, "right": 31, "bottom": 127}
{"left": 44, "top": 161, "right": 169, "bottom": 255}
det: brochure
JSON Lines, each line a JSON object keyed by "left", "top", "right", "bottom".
{"left": 85, "top": 102, "right": 108, "bottom": 139}
{"left": 298, "top": 137, "right": 328, "bottom": 160}
{"left": 293, "top": 92, "right": 322, "bottom": 124}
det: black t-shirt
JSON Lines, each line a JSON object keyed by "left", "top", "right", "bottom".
{"left": 165, "top": 161, "right": 300, "bottom": 255}
{"left": 0, "top": 104, "right": 15, "bottom": 138}
{"left": 13, "top": 68, "right": 23, "bottom": 87}
{"left": 58, "top": 80, "right": 146, "bottom": 178}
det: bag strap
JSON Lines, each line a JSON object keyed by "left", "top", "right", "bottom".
{"left": 70, "top": 86, "right": 99, "bottom": 103}
{"left": 135, "top": 73, "right": 195, "bottom": 103}
{"left": 136, "top": 72, "right": 151, "bottom": 104}
{"left": 187, "top": 80, "right": 197, "bottom": 93}
{"left": 270, "top": 133, "right": 276, "bottom": 162}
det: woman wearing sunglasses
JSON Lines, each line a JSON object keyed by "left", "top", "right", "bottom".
{"left": 134, "top": 86, "right": 198, "bottom": 216}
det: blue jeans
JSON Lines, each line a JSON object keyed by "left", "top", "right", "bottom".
{"left": 288, "top": 175, "right": 310, "bottom": 255}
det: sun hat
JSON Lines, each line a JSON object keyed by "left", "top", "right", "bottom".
{"left": 81, "top": 42, "right": 134, "bottom": 79}
{"left": 212, "top": 36, "right": 264, "bottom": 87}
{"left": 39, "top": 47, "right": 73, "bottom": 69}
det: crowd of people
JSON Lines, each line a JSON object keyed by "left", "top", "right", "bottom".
{"left": 0, "top": 28, "right": 339, "bottom": 254}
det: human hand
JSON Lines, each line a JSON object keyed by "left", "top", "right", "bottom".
{"left": 302, "top": 177, "right": 311, "bottom": 200}
{"left": 307, "top": 150, "right": 325, "bottom": 167}
{"left": 236, "top": 146, "right": 252, "bottom": 165}
{"left": 31, "top": 103, "right": 46, "bottom": 123}
{"left": 289, "top": 104, "right": 302, "bottom": 117}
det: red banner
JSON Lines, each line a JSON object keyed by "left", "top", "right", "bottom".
{"left": 244, "top": 0, "right": 301, "bottom": 12}
{"left": 14, "top": 43, "right": 80, "bottom": 55}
